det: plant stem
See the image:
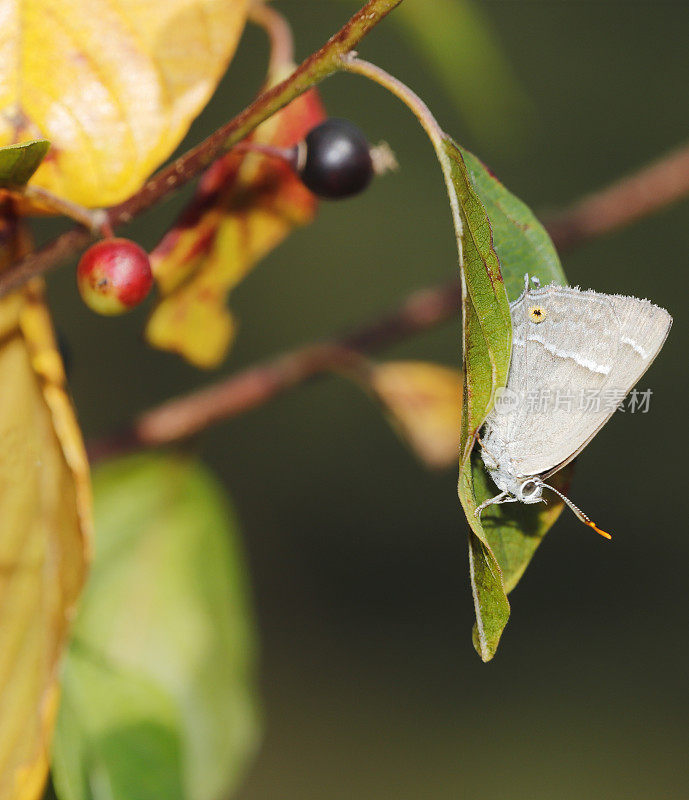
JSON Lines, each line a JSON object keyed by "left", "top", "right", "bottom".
{"left": 343, "top": 55, "right": 445, "bottom": 145}
{"left": 233, "top": 140, "right": 298, "bottom": 169}
{"left": 21, "top": 185, "right": 107, "bottom": 232}
{"left": 0, "top": 0, "right": 405, "bottom": 299}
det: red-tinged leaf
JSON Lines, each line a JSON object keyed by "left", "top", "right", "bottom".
{"left": 146, "top": 67, "right": 326, "bottom": 368}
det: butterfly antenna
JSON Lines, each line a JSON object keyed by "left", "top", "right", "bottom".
{"left": 541, "top": 483, "right": 612, "bottom": 540}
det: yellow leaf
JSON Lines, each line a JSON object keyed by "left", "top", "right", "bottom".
{"left": 369, "top": 361, "right": 463, "bottom": 469}
{"left": 0, "top": 276, "right": 91, "bottom": 799}
{"left": 0, "top": 0, "right": 250, "bottom": 207}
{"left": 146, "top": 70, "right": 325, "bottom": 368}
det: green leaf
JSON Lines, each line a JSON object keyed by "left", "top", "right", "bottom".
{"left": 458, "top": 143, "right": 572, "bottom": 650}
{"left": 0, "top": 139, "right": 50, "bottom": 187}
{"left": 441, "top": 138, "right": 512, "bottom": 453}
{"left": 468, "top": 530, "right": 510, "bottom": 657}
{"left": 435, "top": 137, "right": 570, "bottom": 660}
{"left": 52, "top": 453, "right": 259, "bottom": 800}
{"left": 435, "top": 137, "right": 511, "bottom": 661}
{"left": 53, "top": 646, "right": 186, "bottom": 800}
{"left": 458, "top": 461, "right": 510, "bottom": 662}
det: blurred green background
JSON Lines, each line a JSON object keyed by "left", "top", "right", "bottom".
{"left": 43, "top": 1, "right": 689, "bottom": 797}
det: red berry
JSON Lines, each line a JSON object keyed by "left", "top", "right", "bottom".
{"left": 77, "top": 238, "right": 153, "bottom": 316}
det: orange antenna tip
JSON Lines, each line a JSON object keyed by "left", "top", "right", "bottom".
{"left": 586, "top": 521, "right": 612, "bottom": 540}
{"left": 540, "top": 482, "right": 613, "bottom": 541}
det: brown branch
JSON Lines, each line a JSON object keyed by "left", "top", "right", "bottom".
{"left": 87, "top": 282, "right": 461, "bottom": 460}
{"left": 0, "top": 0, "right": 404, "bottom": 299}
{"left": 544, "top": 141, "right": 689, "bottom": 249}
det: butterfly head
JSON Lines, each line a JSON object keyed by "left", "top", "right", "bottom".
{"left": 517, "top": 478, "right": 544, "bottom": 504}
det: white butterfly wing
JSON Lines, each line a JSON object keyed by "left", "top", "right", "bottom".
{"left": 482, "top": 284, "right": 671, "bottom": 479}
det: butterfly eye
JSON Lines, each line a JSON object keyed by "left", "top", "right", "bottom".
{"left": 529, "top": 305, "right": 546, "bottom": 323}
{"left": 519, "top": 480, "right": 542, "bottom": 502}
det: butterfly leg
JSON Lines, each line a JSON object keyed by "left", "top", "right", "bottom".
{"left": 474, "top": 490, "right": 517, "bottom": 519}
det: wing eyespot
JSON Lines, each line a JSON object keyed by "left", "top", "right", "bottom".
{"left": 529, "top": 305, "right": 546, "bottom": 323}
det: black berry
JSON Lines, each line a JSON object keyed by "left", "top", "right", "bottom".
{"left": 298, "top": 118, "right": 374, "bottom": 199}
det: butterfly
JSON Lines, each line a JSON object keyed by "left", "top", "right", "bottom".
{"left": 477, "top": 275, "right": 672, "bottom": 538}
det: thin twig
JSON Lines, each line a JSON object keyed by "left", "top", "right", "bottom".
{"left": 343, "top": 54, "right": 445, "bottom": 144}
{"left": 21, "top": 186, "right": 108, "bottom": 232}
{"left": 0, "top": 0, "right": 404, "bottom": 299}
{"left": 87, "top": 282, "right": 461, "bottom": 460}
